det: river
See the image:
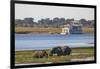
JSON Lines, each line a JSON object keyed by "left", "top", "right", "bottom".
{"left": 15, "top": 33, "right": 94, "bottom": 51}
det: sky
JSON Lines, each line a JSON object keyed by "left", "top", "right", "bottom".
{"left": 15, "top": 3, "right": 94, "bottom": 22}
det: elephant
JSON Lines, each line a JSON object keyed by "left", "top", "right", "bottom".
{"left": 49, "top": 46, "right": 63, "bottom": 56}
{"left": 49, "top": 46, "right": 71, "bottom": 56}
{"left": 62, "top": 46, "right": 72, "bottom": 56}
{"left": 32, "top": 50, "right": 48, "bottom": 58}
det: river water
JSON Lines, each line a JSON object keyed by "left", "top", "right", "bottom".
{"left": 15, "top": 33, "right": 94, "bottom": 51}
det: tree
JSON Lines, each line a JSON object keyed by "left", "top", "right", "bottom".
{"left": 65, "top": 18, "right": 74, "bottom": 24}
{"left": 79, "top": 19, "right": 87, "bottom": 26}
{"left": 15, "top": 19, "right": 24, "bottom": 27}
{"left": 59, "top": 18, "right": 65, "bottom": 25}
{"left": 23, "top": 18, "right": 34, "bottom": 27}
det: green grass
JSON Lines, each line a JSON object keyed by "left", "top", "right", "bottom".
{"left": 15, "top": 47, "right": 94, "bottom": 64}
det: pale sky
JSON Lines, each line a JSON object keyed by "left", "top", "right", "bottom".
{"left": 15, "top": 3, "right": 94, "bottom": 22}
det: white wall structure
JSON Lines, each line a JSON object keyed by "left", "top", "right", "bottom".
{"left": 61, "top": 25, "right": 70, "bottom": 35}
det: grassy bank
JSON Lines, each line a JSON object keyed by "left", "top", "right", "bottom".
{"left": 15, "top": 27, "right": 94, "bottom": 34}
{"left": 15, "top": 47, "right": 94, "bottom": 64}
{"left": 15, "top": 27, "right": 62, "bottom": 34}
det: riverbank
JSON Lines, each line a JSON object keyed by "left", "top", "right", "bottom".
{"left": 15, "top": 47, "right": 94, "bottom": 65}
{"left": 15, "top": 27, "right": 94, "bottom": 34}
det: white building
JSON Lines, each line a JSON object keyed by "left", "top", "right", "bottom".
{"left": 60, "top": 25, "right": 70, "bottom": 35}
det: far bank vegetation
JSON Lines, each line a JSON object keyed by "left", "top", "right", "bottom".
{"left": 15, "top": 17, "right": 94, "bottom": 34}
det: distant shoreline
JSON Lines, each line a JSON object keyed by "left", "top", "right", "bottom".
{"left": 15, "top": 27, "right": 94, "bottom": 34}
{"left": 15, "top": 46, "right": 94, "bottom": 52}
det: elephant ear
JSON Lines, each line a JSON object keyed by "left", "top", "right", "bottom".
{"left": 61, "top": 47, "right": 64, "bottom": 53}
{"left": 43, "top": 51, "right": 48, "bottom": 58}
{"left": 32, "top": 51, "right": 38, "bottom": 58}
{"left": 64, "top": 46, "right": 72, "bottom": 55}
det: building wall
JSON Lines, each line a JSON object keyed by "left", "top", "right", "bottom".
{"left": 70, "top": 26, "right": 82, "bottom": 34}
{"left": 61, "top": 27, "right": 70, "bottom": 35}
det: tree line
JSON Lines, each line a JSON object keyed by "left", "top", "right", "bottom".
{"left": 15, "top": 17, "right": 94, "bottom": 28}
